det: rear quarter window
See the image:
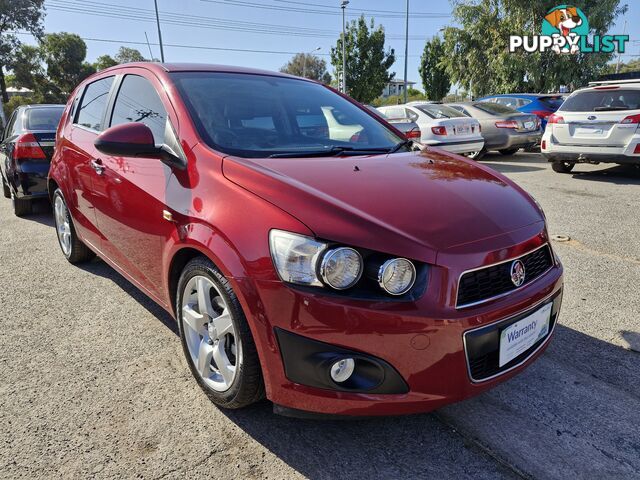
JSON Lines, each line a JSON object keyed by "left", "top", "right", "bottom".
{"left": 560, "top": 90, "right": 640, "bottom": 112}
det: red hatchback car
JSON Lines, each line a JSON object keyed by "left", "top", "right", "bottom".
{"left": 49, "top": 63, "right": 563, "bottom": 417}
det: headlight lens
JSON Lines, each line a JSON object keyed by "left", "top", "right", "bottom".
{"left": 319, "top": 247, "right": 363, "bottom": 290}
{"left": 378, "top": 258, "right": 416, "bottom": 295}
{"left": 269, "top": 230, "right": 327, "bottom": 286}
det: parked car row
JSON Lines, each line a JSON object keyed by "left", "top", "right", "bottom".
{"left": 0, "top": 63, "right": 564, "bottom": 418}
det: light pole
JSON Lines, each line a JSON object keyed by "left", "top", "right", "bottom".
{"left": 302, "top": 47, "right": 321, "bottom": 78}
{"left": 154, "top": 0, "right": 165, "bottom": 62}
{"left": 341, "top": 0, "right": 349, "bottom": 94}
{"left": 403, "top": 0, "right": 409, "bottom": 104}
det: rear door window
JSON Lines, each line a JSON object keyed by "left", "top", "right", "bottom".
{"left": 75, "top": 76, "right": 114, "bottom": 131}
{"left": 560, "top": 89, "right": 640, "bottom": 112}
{"left": 110, "top": 74, "right": 168, "bottom": 144}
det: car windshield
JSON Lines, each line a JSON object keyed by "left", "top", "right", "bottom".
{"left": 414, "top": 103, "right": 466, "bottom": 119}
{"left": 560, "top": 90, "right": 640, "bottom": 112}
{"left": 473, "top": 102, "right": 518, "bottom": 115}
{"left": 171, "top": 72, "right": 403, "bottom": 158}
{"left": 25, "top": 107, "right": 64, "bottom": 130}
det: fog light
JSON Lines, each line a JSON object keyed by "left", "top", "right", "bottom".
{"left": 330, "top": 358, "right": 355, "bottom": 383}
{"left": 378, "top": 258, "right": 416, "bottom": 295}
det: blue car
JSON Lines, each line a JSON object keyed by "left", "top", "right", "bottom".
{"left": 476, "top": 94, "right": 564, "bottom": 130}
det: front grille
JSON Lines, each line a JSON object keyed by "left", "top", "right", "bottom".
{"left": 457, "top": 245, "right": 553, "bottom": 308}
{"left": 464, "top": 291, "right": 562, "bottom": 381}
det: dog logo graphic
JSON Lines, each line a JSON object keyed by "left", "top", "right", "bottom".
{"left": 542, "top": 5, "right": 589, "bottom": 54}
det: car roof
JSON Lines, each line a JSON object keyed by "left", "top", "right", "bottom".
{"left": 19, "top": 104, "right": 65, "bottom": 110}
{"left": 481, "top": 93, "right": 560, "bottom": 98}
{"left": 98, "top": 62, "right": 300, "bottom": 79}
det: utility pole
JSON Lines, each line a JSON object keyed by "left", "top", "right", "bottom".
{"left": 341, "top": 0, "right": 349, "bottom": 94}
{"left": 154, "top": 0, "right": 165, "bottom": 62}
{"left": 303, "top": 47, "right": 321, "bottom": 78}
{"left": 403, "top": 0, "right": 409, "bottom": 104}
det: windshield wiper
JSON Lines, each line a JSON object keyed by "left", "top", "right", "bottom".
{"left": 268, "top": 145, "right": 391, "bottom": 158}
{"left": 388, "top": 140, "right": 413, "bottom": 154}
{"left": 593, "top": 106, "right": 629, "bottom": 111}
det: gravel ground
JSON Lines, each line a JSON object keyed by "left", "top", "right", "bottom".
{"left": 0, "top": 152, "right": 639, "bottom": 479}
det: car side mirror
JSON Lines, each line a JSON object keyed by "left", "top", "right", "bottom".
{"left": 94, "top": 122, "right": 185, "bottom": 170}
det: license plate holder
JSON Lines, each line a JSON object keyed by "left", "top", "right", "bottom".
{"left": 499, "top": 303, "right": 552, "bottom": 367}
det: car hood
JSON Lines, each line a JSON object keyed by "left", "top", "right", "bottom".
{"left": 222, "top": 149, "right": 543, "bottom": 264}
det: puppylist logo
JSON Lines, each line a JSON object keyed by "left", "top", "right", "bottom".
{"left": 509, "top": 5, "right": 629, "bottom": 55}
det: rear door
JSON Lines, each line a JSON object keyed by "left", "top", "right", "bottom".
{"left": 66, "top": 75, "right": 116, "bottom": 249}
{"left": 551, "top": 88, "right": 640, "bottom": 146}
{"left": 91, "top": 70, "right": 177, "bottom": 298}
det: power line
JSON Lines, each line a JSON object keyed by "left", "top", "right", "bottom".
{"left": 12, "top": 31, "right": 425, "bottom": 57}
{"left": 198, "top": 0, "right": 449, "bottom": 19}
{"left": 271, "top": 0, "right": 450, "bottom": 17}
{"left": 45, "top": 0, "right": 430, "bottom": 40}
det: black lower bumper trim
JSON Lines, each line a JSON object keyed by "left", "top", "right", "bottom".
{"left": 275, "top": 328, "right": 409, "bottom": 394}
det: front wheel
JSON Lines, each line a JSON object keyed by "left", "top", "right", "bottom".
{"left": 177, "top": 257, "right": 264, "bottom": 409}
{"left": 52, "top": 189, "right": 95, "bottom": 263}
{"left": 551, "top": 161, "right": 575, "bottom": 173}
{"left": 499, "top": 148, "right": 519, "bottom": 156}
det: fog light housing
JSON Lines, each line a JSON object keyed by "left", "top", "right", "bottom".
{"left": 330, "top": 358, "right": 355, "bottom": 383}
{"left": 378, "top": 258, "right": 416, "bottom": 295}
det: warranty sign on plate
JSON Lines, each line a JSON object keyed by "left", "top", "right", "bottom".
{"left": 499, "top": 303, "right": 551, "bottom": 367}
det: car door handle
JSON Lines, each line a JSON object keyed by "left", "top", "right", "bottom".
{"left": 90, "top": 158, "right": 105, "bottom": 175}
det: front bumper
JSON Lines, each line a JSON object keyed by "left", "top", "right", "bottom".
{"left": 241, "top": 232, "right": 564, "bottom": 416}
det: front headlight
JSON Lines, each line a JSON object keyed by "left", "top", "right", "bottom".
{"left": 269, "top": 230, "right": 327, "bottom": 286}
{"left": 319, "top": 247, "right": 363, "bottom": 290}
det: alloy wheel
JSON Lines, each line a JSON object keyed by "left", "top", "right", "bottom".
{"left": 181, "top": 275, "right": 240, "bottom": 392}
{"left": 54, "top": 195, "right": 72, "bottom": 256}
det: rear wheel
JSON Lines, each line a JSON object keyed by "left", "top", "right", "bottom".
{"left": 53, "top": 189, "right": 94, "bottom": 263}
{"left": 552, "top": 161, "right": 575, "bottom": 173}
{"left": 499, "top": 147, "right": 519, "bottom": 156}
{"left": 11, "top": 195, "right": 31, "bottom": 217}
{"left": 2, "top": 176, "right": 10, "bottom": 199}
{"left": 177, "top": 257, "right": 264, "bottom": 409}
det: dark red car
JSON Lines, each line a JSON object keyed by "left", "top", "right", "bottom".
{"left": 49, "top": 64, "right": 563, "bottom": 417}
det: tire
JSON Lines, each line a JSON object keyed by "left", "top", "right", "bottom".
{"left": 177, "top": 256, "right": 264, "bottom": 409}
{"left": 498, "top": 148, "right": 519, "bottom": 156}
{"left": 551, "top": 161, "right": 575, "bottom": 173}
{"left": 2, "top": 176, "right": 10, "bottom": 199}
{"left": 52, "top": 189, "right": 95, "bottom": 263}
{"left": 12, "top": 195, "right": 31, "bottom": 217}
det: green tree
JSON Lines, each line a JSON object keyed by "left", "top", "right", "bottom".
{"left": 114, "top": 46, "right": 147, "bottom": 63}
{"left": 442, "top": 0, "right": 627, "bottom": 97}
{"left": 330, "top": 16, "right": 395, "bottom": 103}
{"left": 94, "top": 54, "right": 118, "bottom": 71}
{"left": 280, "top": 53, "right": 331, "bottom": 83}
{"left": 42, "top": 33, "right": 96, "bottom": 98}
{"left": 0, "top": 0, "right": 45, "bottom": 103}
{"left": 419, "top": 36, "right": 451, "bottom": 101}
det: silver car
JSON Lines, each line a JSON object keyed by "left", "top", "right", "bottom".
{"left": 366, "top": 106, "right": 421, "bottom": 141}
{"left": 447, "top": 102, "right": 542, "bottom": 159}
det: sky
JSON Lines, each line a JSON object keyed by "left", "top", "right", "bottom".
{"left": 15, "top": 0, "right": 640, "bottom": 91}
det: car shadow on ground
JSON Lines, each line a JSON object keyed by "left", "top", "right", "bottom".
{"left": 570, "top": 164, "right": 640, "bottom": 185}
{"left": 216, "top": 323, "right": 640, "bottom": 480}
{"left": 77, "top": 258, "right": 178, "bottom": 335}
{"left": 19, "top": 198, "right": 54, "bottom": 227}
